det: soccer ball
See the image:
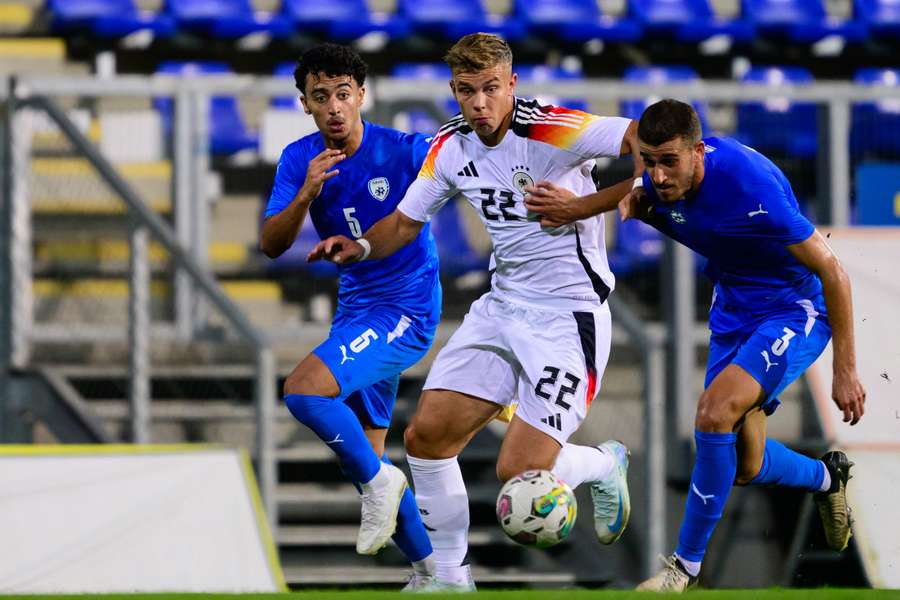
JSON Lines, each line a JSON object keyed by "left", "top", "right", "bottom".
{"left": 495, "top": 469, "right": 577, "bottom": 548}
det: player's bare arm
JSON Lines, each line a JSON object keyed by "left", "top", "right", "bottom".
{"left": 787, "top": 230, "right": 866, "bottom": 425}
{"left": 307, "top": 209, "right": 424, "bottom": 264}
{"left": 523, "top": 178, "right": 633, "bottom": 227}
{"left": 260, "top": 148, "right": 345, "bottom": 258}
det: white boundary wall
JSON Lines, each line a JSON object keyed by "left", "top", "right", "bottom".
{"left": 808, "top": 227, "right": 900, "bottom": 588}
{"left": 0, "top": 445, "right": 285, "bottom": 593}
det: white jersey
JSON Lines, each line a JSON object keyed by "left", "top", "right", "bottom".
{"left": 398, "top": 97, "right": 630, "bottom": 311}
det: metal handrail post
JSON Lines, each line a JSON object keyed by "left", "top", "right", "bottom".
{"left": 609, "top": 296, "right": 667, "bottom": 579}
{"left": 828, "top": 99, "right": 851, "bottom": 227}
{"left": 128, "top": 221, "right": 151, "bottom": 443}
{"left": 256, "top": 347, "right": 277, "bottom": 530}
{"left": 174, "top": 85, "right": 194, "bottom": 341}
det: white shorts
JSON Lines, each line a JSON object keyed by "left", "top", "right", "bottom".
{"left": 423, "top": 293, "right": 612, "bottom": 445}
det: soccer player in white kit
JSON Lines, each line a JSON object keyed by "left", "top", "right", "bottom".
{"left": 309, "top": 33, "right": 644, "bottom": 590}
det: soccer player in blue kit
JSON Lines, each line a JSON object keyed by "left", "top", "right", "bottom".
{"left": 523, "top": 99, "right": 866, "bottom": 592}
{"left": 259, "top": 43, "right": 441, "bottom": 590}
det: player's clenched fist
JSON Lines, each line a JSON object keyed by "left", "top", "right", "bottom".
{"left": 300, "top": 149, "right": 345, "bottom": 203}
{"left": 307, "top": 234, "right": 364, "bottom": 264}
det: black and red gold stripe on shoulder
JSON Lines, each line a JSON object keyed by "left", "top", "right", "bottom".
{"left": 419, "top": 116, "right": 470, "bottom": 180}
{"left": 512, "top": 97, "right": 600, "bottom": 151}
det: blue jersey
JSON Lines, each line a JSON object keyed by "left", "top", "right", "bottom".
{"left": 265, "top": 121, "right": 440, "bottom": 313}
{"left": 642, "top": 137, "right": 823, "bottom": 333}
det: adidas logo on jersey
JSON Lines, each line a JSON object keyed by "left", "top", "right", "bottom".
{"left": 457, "top": 161, "right": 479, "bottom": 177}
{"left": 540, "top": 413, "right": 563, "bottom": 431}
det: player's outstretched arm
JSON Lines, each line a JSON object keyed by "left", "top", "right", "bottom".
{"left": 307, "top": 209, "right": 424, "bottom": 264}
{"left": 524, "top": 178, "right": 634, "bottom": 227}
{"left": 787, "top": 230, "right": 866, "bottom": 425}
{"left": 260, "top": 149, "right": 345, "bottom": 258}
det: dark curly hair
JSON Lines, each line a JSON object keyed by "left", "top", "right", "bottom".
{"left": 294, "top": 43, "right": 368, "bottom": 95}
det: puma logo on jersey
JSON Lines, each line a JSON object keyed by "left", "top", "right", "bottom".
{"left": 692, "top": 483, "right": 716, "bottom": 505}
{"left": 761, "top": 350, "right": 778, "bottom": 372}
{"left": 670, "top": 211, "right": 686, "bottom": 224}
{"left": 387, "top": 315, "right": 412, "bottom": 344}
{"left": 747, "top": 204, "right": 769, "bottom": 218}
{"left": 339, "top": 344, "right": 355, "bottom": 364}
{"left": 457, "top": 161, "right": 479, "bottom": 177}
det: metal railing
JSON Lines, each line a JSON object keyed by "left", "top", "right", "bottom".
{"left": 0, "top": 80, "right": 278, "bottom": 527}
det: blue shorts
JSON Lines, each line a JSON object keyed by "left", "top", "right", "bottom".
{"left": 312, "top": 293, "right": 440, "bottom": 428}
{"left": 705, "top": 303, "right": 831, "bottom": 415}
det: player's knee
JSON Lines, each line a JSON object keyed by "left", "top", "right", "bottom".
{"left": 695, "top": 390, "right": 742, "bottom": 432}
{"left": 404, "top": 419, "right": 443, "bottom": 459}
{"left": 283, "top": 369, "right": 332, "bottom": 398}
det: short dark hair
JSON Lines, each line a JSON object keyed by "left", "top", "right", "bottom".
{"left": 637, "top": 99, "right": 702, "bottom": 147}
{"left": 294, "top": 43, "right": 367, "bottom": 95}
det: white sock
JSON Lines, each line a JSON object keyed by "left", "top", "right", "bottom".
{"left": 818, "top": 461, "right": 832, "bottom": 492}
{"left": 412, "top": 555, "right": 435, "bottom": 576}
{"left": 674, "top": 553, "right": 701, "bottom": 577}
{"left": 359, "top": 462, "right": 388, "bottom": 494}
{"left": 552, "top": 443, "right": 615, "bottom": 490}
{"left": 407, "top": 455, "right": 470, "bottom": 585}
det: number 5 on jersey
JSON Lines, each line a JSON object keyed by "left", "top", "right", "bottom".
{"left": 343, "top": 207, "right": 362, "bottom": 238}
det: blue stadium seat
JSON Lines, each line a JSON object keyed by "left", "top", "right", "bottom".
{"left": 397, "top": 0, "right": 526, "bottom": 41}
{"left": 735, "top": 66, "right": 818, "bottom": 159}
{"left": 162, "top": 0, "right": 290, "bottom": 39}
{"left": 620, "top": 66, "right": 711, "bottom": 131}
{"left": 390, "top": 63, "right": 457, "bottom": 134}
{"left": 516, "top": 63, "right": 590, "bottom": 112}
{"left": 48, "top": 0, "right": 174, "bottom": 38}
{"left": 606, "top": 218, "right": 665, "bottom": 275}
{"left": 429, "top": 199, "right": 489, "bottom": 277}
{"left": 154, "top": 62, "right": 259, "bottom": 155}
{"left": 512, "top": 0, "right": 641, "bottom": 42}
{"left": 854, "top": 0, "right": 900, "bottom": 40}
{"left": 850, "top": 68, "right": 900, "bottom": 158}
{"left": 280, "top": 0, "right": 409, "bottom": 41}
{"left": 742, "top": 0, "right": 866, "bottom": 43}
{"left": 627, "top": 0, "right": 753, "bottom": 42}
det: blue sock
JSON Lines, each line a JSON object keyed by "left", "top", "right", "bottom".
{"left": 675, "top": 431, "right": 738, "bottom": 564}
{"left": 284, "top": 394, "right": 381, "bottom": 484}
{"left": 382, "top": 455, "right": 433, "bottom": 562}
{"left": 749, "top": 439, "right": 825, "bottom": 492}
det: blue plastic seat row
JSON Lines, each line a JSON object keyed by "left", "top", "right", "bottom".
{"left": 48, "top": 0, "right": 900, "bottom": 44}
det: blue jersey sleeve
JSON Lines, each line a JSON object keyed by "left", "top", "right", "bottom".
{"left": 744, "top": 169, "right": 814, "bottom": 246}
{"left": 265, "top": 142, "right": 306, "bottom": 218}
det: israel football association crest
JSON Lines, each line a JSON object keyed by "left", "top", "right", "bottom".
{"left": 368, "top": 177, "right": 389, "bottom": 201}
{"left": 511, "top": 165, "right": 533, "bottom": 194}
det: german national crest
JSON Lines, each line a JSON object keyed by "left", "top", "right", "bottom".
{"left": 368, "top": 177, "right": 389, "bottom": 201}
{"left": 511, "top": 165, "right": 533, "bottom": 194}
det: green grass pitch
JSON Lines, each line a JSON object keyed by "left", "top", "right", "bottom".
{"left": 3, "top": 589, "right": 898, "bottom": 600}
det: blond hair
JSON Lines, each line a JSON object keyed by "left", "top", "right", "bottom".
{"left": 444, "top": 33, "right": 513, "bottom": 75}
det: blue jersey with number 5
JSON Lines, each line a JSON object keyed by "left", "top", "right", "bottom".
{"left": 265, "top": 121, "right": 439, "bottom": 313}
